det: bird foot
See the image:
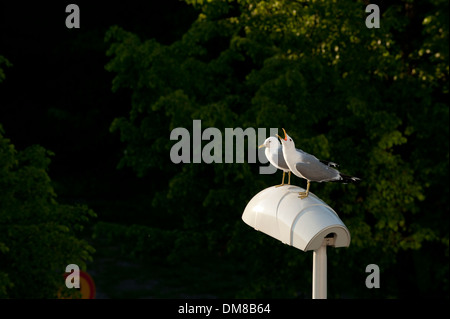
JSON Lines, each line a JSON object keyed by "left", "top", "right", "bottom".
{"left": 298, "top": 191, "right": 309, "bottom": 199}
{"left": 275, "top": 183, "right": 286, "bottom": 188}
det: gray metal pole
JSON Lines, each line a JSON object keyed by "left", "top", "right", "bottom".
{"left": 312, "top": 243, "right": 327, "bottom": 299}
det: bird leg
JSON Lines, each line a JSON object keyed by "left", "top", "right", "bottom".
{"left": 288, "top": 171, "right": 291, "bottom": 185}
{"left": 275, "top": 171, "right": 286, "bottom": 187}
{"left": 298, "top": 180, "right": 310, "bottom": 199}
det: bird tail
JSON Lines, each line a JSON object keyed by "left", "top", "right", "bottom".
{"left": 334, "top": 173, "right": 361, "bottom": 184}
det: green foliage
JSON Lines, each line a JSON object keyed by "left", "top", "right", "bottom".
{"left": 0, "top": 55, "right": 12, "bottom": 84}
{"left": 105, "top": 0, "right": 448, "bottom": 297}
{"left": 0, "top": 125, "right": 96, "bottom": 298}
{"left": 93, "top": 222, "right": 177, "bottom": 263}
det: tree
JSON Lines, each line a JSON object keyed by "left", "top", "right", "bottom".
{"left": 0, "top": 56, "right": 96, "bottom": 298}
{"left": 103, "top": 0, "right": 448, "bottom": 297}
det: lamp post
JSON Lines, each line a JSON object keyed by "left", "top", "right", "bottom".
{"left": 242, "top": 185, "right": 350, "bottom": 299}
{"left": 313, "top": 241, "right": 327, "bottom": 299}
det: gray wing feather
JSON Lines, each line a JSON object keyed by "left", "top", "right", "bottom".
{"left": 295, "top": 161, "right": 340, "bottom": 182}
{"left": 268, "top": 145, "right": 289, "bottom": 171}
{"left": 296, "top": 148, "right": 339, "bottom": 168}
{"left": 275, "top": 148, "right": 290, "bottom": 171}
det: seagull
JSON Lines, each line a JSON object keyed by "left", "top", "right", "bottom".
{"left": 259, "top": 136, "right": 291, "bottom": 187}
{"left": 277, "top": 128, "right": 361, "bottom": 199}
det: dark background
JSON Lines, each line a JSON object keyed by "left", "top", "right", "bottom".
{"left": 0, "top": 1, "right": 196, "bottom": 222}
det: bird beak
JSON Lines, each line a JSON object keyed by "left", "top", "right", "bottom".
{"left": 258, "top": 144, "right": 265, "bottom": 148}
{"left": 276, "top": 134, "right": 283, "bottom": 141}
{"left": 282, "top": 128, "right": 288, "bottom": 141}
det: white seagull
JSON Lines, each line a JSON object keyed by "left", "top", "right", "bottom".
{"left": 259, "top": 136, "right": 291, "bottom": 187}
{"left": 277, "top": 128, "right": 361, "bottom": 199}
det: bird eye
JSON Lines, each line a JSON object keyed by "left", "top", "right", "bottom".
{"left": 289, "top": 138, "right": 292, "bottom": 141}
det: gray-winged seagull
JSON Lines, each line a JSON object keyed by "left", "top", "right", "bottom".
{"left": 277, "top": 128, "right": 361, "bottom": 199}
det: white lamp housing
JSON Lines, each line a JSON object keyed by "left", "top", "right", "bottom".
{"left": 242, "top": 185, "right": 350, "bottom": 252}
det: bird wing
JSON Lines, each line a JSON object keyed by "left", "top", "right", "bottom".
{"left": 295, "top": 148, "right": 339, "bottom": 168}
{"left": 295, "top": 160, "right": 340, "bottom": 182}
{"left": 274, "top": 146, "right": 290, "bottom": 170}
{"left": 269, "top": 145, "right": 290, "bottom": 171}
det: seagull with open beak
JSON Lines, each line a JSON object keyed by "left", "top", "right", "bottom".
{"left": 277, "top": 128, "right": 360, "bottom": 199}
